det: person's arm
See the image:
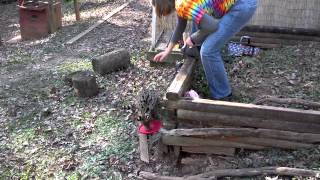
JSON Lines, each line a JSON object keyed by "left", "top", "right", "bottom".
{"left": 190, "top": 14, "right": 219, "bottom": 45}
{"left": 170, "top": 16, "right": 188, "bottom": 44}
{"left": 154, "top": 17, "right": 187, "bottom": 62}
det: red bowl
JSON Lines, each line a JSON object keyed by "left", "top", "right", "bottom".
{"left": 138, "top": 119, "right": 162, "bottom": 135}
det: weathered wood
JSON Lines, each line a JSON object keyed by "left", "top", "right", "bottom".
{"left": 66, "top": 1, "right": 130, "bottom": 44}
{"left": 228, "top": 137, "right": 312, "bottom": 149}
{"left": 238, "top": 31, "right": 320, "bottom": 42}
{"left": 147, "top": 50, "right": 183, "bottom": 65}
{"left": 139, "top": 133, "right": 149, "bottom": 163}
{"left": 71, "top": 71, "right": 99, "bottom": 97}
{"left": 242, "top": 25, "right": 320, "bottom": 37}
{"left": 162, "top": 128, "right": 320, "bottom": 143}
{"left": 177, "top": 109, "right": 320, "bottom": 134}
{"left": 182, "top": 146, "right": 235, "bottom": 156}
{"left": 191, "top": 167, "right": 320, "bottom": 179}
{"left": 74, "top": 0, "right": 80, "bottom": 21}
{"left": 166, "top": 58, "right": 196, "bottom": 100}
{"left": 253, "top": 95, "right": 320, "bottom": 110}
{"left": 139, "top": 167, "right": 320, "bottom": 179}
{"left": 139, "top": 171, "right": 185, "bottom": 180}
{"left": 176, "top": 99, "right": 320, "bottom": 125}
{"left": 64, "top": 71, "right": 83, "bottom": 86}
{"left": 92, "top": 49, "right": 130, "bottom": 75}
{"left": 162, "top": 136, "right": 266, "bottom": 150}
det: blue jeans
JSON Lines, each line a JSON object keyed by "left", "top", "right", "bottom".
{"left": 193, "top": 0, "right": 257, "bottom": 99}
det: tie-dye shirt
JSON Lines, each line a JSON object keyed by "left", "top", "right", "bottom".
{"left": 175, "top": 0, "right": 237, "bottom": 24}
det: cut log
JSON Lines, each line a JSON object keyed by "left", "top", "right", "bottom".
{"left": 71, "top": 71, "right": 99, "bottom": 97}
{"left": 162, "top": 136, "right": 266, "bottom": 150}
{"left": 182, "top": 146, "right": 235, "bottom": 156}
{"left": 92, "top": 49, "right": 130, "bottom": 75}
{"left": 166, "top": 57, "right": 196, "bottom": 100}
{"left": 177, "top": 109, "right": 320, "bottom": 134}
{"left": 176, "top": 99, "right": 320, "bottom": 125}
{"left": 139, "top": 167, "right": 320, "bottom": 179}
{"left": 162, "top": 128, "right": 320, "bottom": 143}
{"left": 64, "top": 71, "right": 83, "bottom": 86}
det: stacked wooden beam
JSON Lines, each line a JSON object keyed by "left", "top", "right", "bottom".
{"left": 164, "top": 57, "right": 320, "bottom": 156}
{"left": 232, "top": 30, "right": 320, "bottom": 49}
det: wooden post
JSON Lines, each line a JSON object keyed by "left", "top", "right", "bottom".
{"left": 166, "top": 57, "right": 196, "bottom": 100}
{"left": 74, "top": 0, "right": 80, "bottom": 21}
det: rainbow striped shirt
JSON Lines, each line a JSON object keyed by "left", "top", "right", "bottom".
{"left": 175, "top": 0, "right": 237, "bottom": 24}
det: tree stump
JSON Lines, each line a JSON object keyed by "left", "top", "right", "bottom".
{"left": 71, "top": 71, "right": 99, "bottom": 97}
{"left": 92, "top": 49, "right": 131, "bottom": 75}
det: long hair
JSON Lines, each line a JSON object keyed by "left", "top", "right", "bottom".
{"left": 151, "top": 0, "right": 175, "bottom": 17}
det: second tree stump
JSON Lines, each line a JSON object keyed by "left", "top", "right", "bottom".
{"left": 72, "top": 71, "right": 99, "bottom": 97}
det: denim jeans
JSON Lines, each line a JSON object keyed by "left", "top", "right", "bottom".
{"left": 193, "top": 0, "right": 257, "bottom": 99}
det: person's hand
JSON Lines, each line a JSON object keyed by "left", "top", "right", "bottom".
{"left": 153, "top": 50, "right": 170, "bottom": 62}
{"left": 185, "top": 37, "right": 194, "bottom": 47}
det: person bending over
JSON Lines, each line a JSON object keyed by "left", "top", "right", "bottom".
{"left": 152, "top": 0, "right": 257, "bottom": 100}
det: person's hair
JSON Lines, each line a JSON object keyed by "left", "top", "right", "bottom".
{"left": 151, "top": 0, "right": 175, "bottom": 17}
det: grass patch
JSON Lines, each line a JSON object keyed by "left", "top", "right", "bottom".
{"left": 57, "top": 60, "right": 93, "bottom": 74}
{"left": 79, "top": 113, "right": 136, "bottom": 178}
{"left": 10, "top": 128, "right": 36, "bottom": 151}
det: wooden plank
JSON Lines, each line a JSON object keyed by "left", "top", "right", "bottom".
{"left": 139, "top": 133, "right": 149, "bottom": 163}
{"left": 147, "top": 50, "right": 183, "bottom": 65}
{"left": 177, "top": 110, "right": 320, "bottom": 134}
{"left": 161, "top": 135, "right": 266, "bottom": 150}
{"left": 182, "top": 146, "right": 235, "bottom": 156}
{"left": 227, "top": 137, "right": 312, "bottom": 149}
{"left": 176, "top": 99, "right": 320, "bottom": 124}
{"left": 242, "top": 25, "right": 320, "bottom": 37}
{"left": 162, "top": 128, "right": 320, "bottom": 143}
{"left": 237, "top": 31, "right": 320, "bottom": 42}
{"left": 139, "top": 167, "right": 320, "bottom": 179}
{"left": 66, "top": 1, "right": 130, "bottom": 44}
{"left": 166, "top": 58, "right": 196, "bottom": 100}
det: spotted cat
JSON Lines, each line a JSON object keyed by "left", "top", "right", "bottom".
{"left": 136, "top": 89, "right": 159, "bottom": 129}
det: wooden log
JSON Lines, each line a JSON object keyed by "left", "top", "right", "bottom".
{"left": 191, "top": 167, "right": 320, "bottom": 179}
{"left": 92, "top": 49, "right": 130, "bottom": 75}
{"left": 237, "top": 31, "right": 320, "bottom": 42}
{"left": 64, "top": 71, "right": 83, "bottom": 86}
{"left": 66, "top": 1, "right": 130, "bottom": 44}
{"left": 71, "top": 71, "right": 99, "bottom": 97}
{"left": 161, "top": 136, "right": 266, "bottom": 150}
{"left": 177, "top": 109, "right": 320, "bottom": 134}
{"left": 139, "top": 171, "right": 185, "bottom": 180}
{"left": 166, "top": 58, "right": 196, "bottom": 100}
{"left": 176, "top": 99, "right": 320, "bottom": 125}
{"left": 181, "top": 146, "right": 235, "bottom": 156}
{"left": 162, "top": 128, "right": 320, "bottom": 143}
{"left": 139, "top": 167, "right": 320, "bottom": 179}
{"left": 242, "top": 25, "right": 320, "bottom": 37}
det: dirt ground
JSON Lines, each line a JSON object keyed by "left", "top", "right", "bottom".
{"left": 0, "top": 0, "right": 320, "bottom": 179}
